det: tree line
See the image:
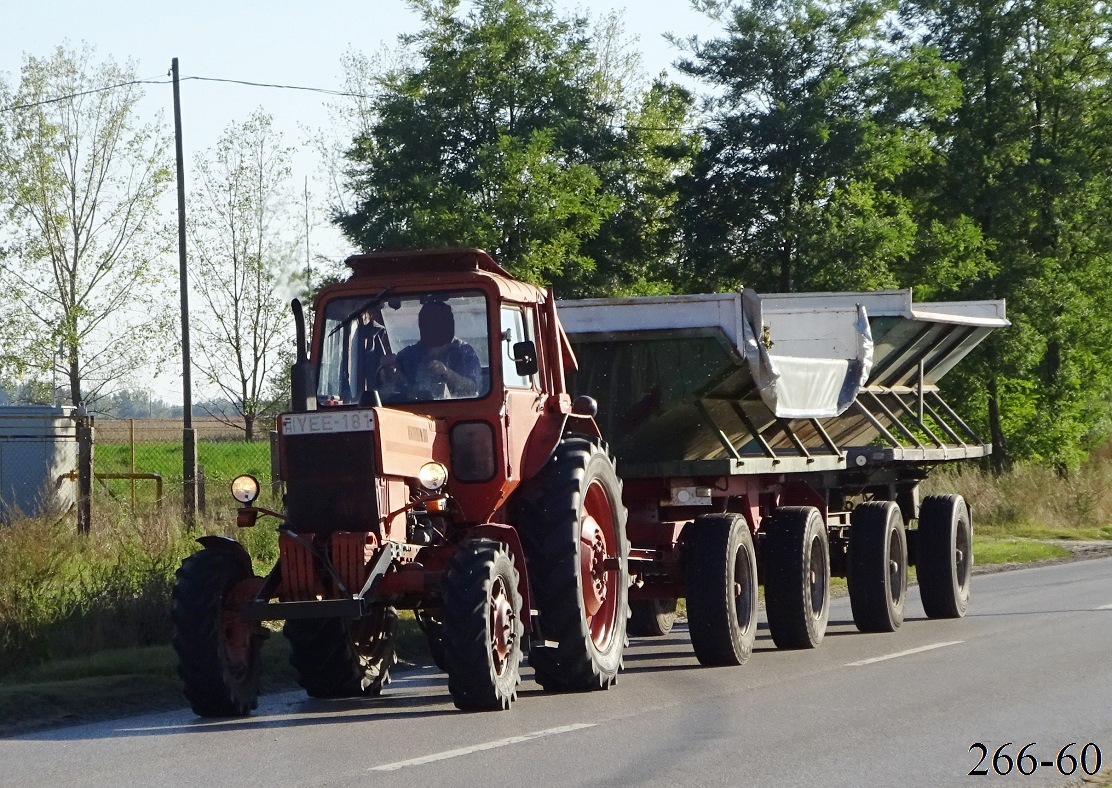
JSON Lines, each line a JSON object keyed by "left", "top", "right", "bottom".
{"left": 2, "top": 0, "right": 1111, "bottom": 468}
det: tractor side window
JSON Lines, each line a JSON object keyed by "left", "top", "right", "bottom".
{"left": 501, "top": 306, "right": 534, "bottom": 389}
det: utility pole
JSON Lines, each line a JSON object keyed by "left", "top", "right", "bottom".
{"left": 172, "top": 57, "right": 197, "bottom": 525}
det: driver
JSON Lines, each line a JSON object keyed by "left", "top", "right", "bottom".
{"left": 380, "top": 300, "right": 481, "bottom": 398}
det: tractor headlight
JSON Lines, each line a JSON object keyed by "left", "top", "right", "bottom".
{"left": 418, "top": 462, "right": 448, "bottom": 491}
{"left": 230, "top": 474, "right": 261, "bottom": 504}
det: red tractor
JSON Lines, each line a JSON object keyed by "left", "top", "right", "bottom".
{"left": 171, "top": 248, "right": 629, "bottom": 713}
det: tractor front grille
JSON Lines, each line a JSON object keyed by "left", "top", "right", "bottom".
{"left": 284, "top": 431, "right": 379, "bottom": 533}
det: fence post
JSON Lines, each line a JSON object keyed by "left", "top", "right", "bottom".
{"left": 270, "top": 430, "right": 281, "bottom": 500}
{"left": 75, "top": 404, "right": 93, "bottom": 535}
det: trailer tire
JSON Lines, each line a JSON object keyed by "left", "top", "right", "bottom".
{"left": 628, "top": 598, "right": 677, "bottom": 637}
{"left": 171, "top": 548, "right": 264, "bottom": 717}
{"left": 442, "top": 539, "right": 523, "bottom": 711}
{"left": 917, "top": 494, "right": 972, "bottom": 618}
{"left": 283, "top": 606, "right": 396, "bottom": 698}
{"left": 848, "top": 501, "right": 907, "bottom": 632}
{"left": 519, "top": 437, "right": 629, "bottom": 692}
{"left": 685, "top": 513, "right": 758, "bottom": 666}
{"left": 764, "top": 506, "right": 830, "bottom": 649}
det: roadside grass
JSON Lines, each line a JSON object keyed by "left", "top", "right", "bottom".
{"left": 973, "top": 537, "right": 1072, "bottom": 565}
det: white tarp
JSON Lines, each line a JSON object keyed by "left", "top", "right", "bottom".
{"left": 741, "top": 292, "right": 874, "bottom": 419}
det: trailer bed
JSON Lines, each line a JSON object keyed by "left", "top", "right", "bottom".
{"left": 559, "top": 288, "right": 1007, "bottom": 478}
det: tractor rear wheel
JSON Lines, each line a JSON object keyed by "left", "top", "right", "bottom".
{"left": 628, "top": 598, "right": 678, "bottom": 637}
{"left": 283, "top": 606, "right": 396, "bottom": 698}
{"left": 171, "top": 548, "right": 264, "bottom": 717}
{"left": 442, "top": 539, "right": 523, "bottom": 711}
{"left": 685, "top": 513, "right": 758, "bottom": 666}
{"left": 917, "top": 494, "right": 972, "bottom": 618}
{"left": 764, "top": 506, "right": 830, "bottom": 649}
{"left": 519, "top": 438, "right": 629, "bottom": 692}
{"left": 848, "top": 501, "right": 908, "bottom": 632}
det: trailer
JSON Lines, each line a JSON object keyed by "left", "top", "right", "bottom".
{"left": 559, "top": 288, "right": 1007, "bottom": 661}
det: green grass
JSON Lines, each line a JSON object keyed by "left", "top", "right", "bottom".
{"left": 974, "top": 537, "right": 1072, "bottom": 565}
{"left": 92, "top": 439, "right": 274, "bottom": 511}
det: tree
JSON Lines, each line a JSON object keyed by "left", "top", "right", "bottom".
{"left": 0, "top": 44, "right": 173, "bottom": 407}
{"left": 898, "top": 0, "right": 1112, "bottom": 469}
{"left": 187, "top": 110, "right": 298, "bottom": 441}
{"left": 676, "top": 0, "right": 912, "bottom": 293}
{"left": 336, "top": 0, "right": 697, "bottom": 296}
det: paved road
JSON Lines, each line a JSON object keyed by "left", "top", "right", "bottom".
{"left": 3, "top": 558, "right": 1110, "bottom": 788}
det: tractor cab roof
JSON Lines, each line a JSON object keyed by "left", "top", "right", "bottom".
{"left": 341, "top": 247, "right": 542, "bottom": 303}
{"left": 345, "top": 248, "right": 513, "bottom": 279}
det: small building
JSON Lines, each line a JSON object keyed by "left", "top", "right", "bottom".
{"left": 0, "top": 405, "right": 77, "bottom": 521}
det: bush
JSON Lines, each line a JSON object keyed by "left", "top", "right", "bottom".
{"left": 0, "top": 499, "right": 278, "bottom": 678}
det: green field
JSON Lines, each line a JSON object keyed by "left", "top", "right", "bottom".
{"left": 93, "top": 439, "right": 273, "bottom": 508}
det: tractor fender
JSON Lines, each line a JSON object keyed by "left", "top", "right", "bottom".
{"left": 195, "top": 535, "right": 254, "bottom": 576}
{"left": 468, "top": 523, "right": 533, "bottom": 634}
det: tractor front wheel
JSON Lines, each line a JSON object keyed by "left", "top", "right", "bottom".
{"left": 442, "top": 539, "right": 523, "bottom": 711}
{"left": 171, "top": 548, "right": 264, "bottom": 717}
{"left": 283, "top": 606, "right": 396, "bottom": 698}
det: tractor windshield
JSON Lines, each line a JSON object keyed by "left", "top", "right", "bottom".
{"left": 316, "top": 291, "right": 491, "bottom": 406}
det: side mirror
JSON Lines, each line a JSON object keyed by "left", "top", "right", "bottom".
{"left": 572, "top": 395, "right": 598, "bottom": 417}
{"left": 511, "top": 340, "right": 539, "bottom": 377}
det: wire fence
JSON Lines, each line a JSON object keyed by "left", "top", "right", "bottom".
{"left": 92, "top": 417, "right": 277, "bottom": 514}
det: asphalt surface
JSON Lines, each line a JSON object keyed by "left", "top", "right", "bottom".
{"left": 2, "top": 557, "right": 1109, "bottom": 788}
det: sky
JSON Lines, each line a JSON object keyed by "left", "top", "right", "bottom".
{"left": 0, "top": 1, "right": 725, "bottom": 404}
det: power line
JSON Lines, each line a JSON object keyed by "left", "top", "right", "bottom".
{"left": 0, "top": 76, "right": 169, "bottom": 112}
{"left": 0, "top": 71, "right": 702, "bottom": 132}
{"left": 0, "top": 73, "right": 375, "bottom": 114}
{"left": 182, "top": 75, "right": 374, "bottom": 99}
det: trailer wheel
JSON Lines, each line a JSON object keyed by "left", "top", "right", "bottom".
{"left": 917, "top": 494, "right": 972, "bottom": 618}
{"left": 848, "top": 501, "right": 908, "bottom": 632}
{"left": 519, "top": 438, "right": 629, "bottom": 691}
{"left": 628, "top": 598, "right": 677, "bottom": 637}
{"left": 764, "top": 506, "right": 830, "bottom": 649}
{"left": 283, "top": 606, "right": 396, "bottom": 698}
{"left": 171, "top": 548, "right": 264, "bottom": 717}
{"left": 442, "top": 539, "right": 523, "bottom": 711}
{"left": 685, "top": 513, "right": 758, "bottom": 666}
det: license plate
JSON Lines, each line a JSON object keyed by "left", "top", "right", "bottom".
{"left": 281, "top": 410, "right": 375, "bottom": 436}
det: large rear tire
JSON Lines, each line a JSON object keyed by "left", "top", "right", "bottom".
{"left": 519, "top": 438, "right": 629, "bottom": 692}
{"left": 764, "top": 506, "right": 830, "bottom": 649}
{"left": 283, "top": 606, "right": 396, "bottom": 698}
{"left": 442, "top": 539, "right": 523, "bottom": 711}
{"left": 917, "top": 494, "right": 972, "bottom": 618}
{"left": 628, "top": 598, "right": 677, "bottom": 637}
{"left": 685, "top": 513, "right": 758, "bottom": 666}
{"left": 171, "top": 548, "right": 264, "bottom": 717}
{"left": 848, "top": 501, "right": 908, "bottom": 632}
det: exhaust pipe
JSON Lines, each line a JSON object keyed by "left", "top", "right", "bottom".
{"left": 290, "top": 299, "right": 316, "bottom": 413}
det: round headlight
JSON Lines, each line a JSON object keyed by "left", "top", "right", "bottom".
{"left": 230, "top": 475, "right": 260, "bottom": 504}
{"left": 418, "top": 462, "right": 448, "bottom": 491}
